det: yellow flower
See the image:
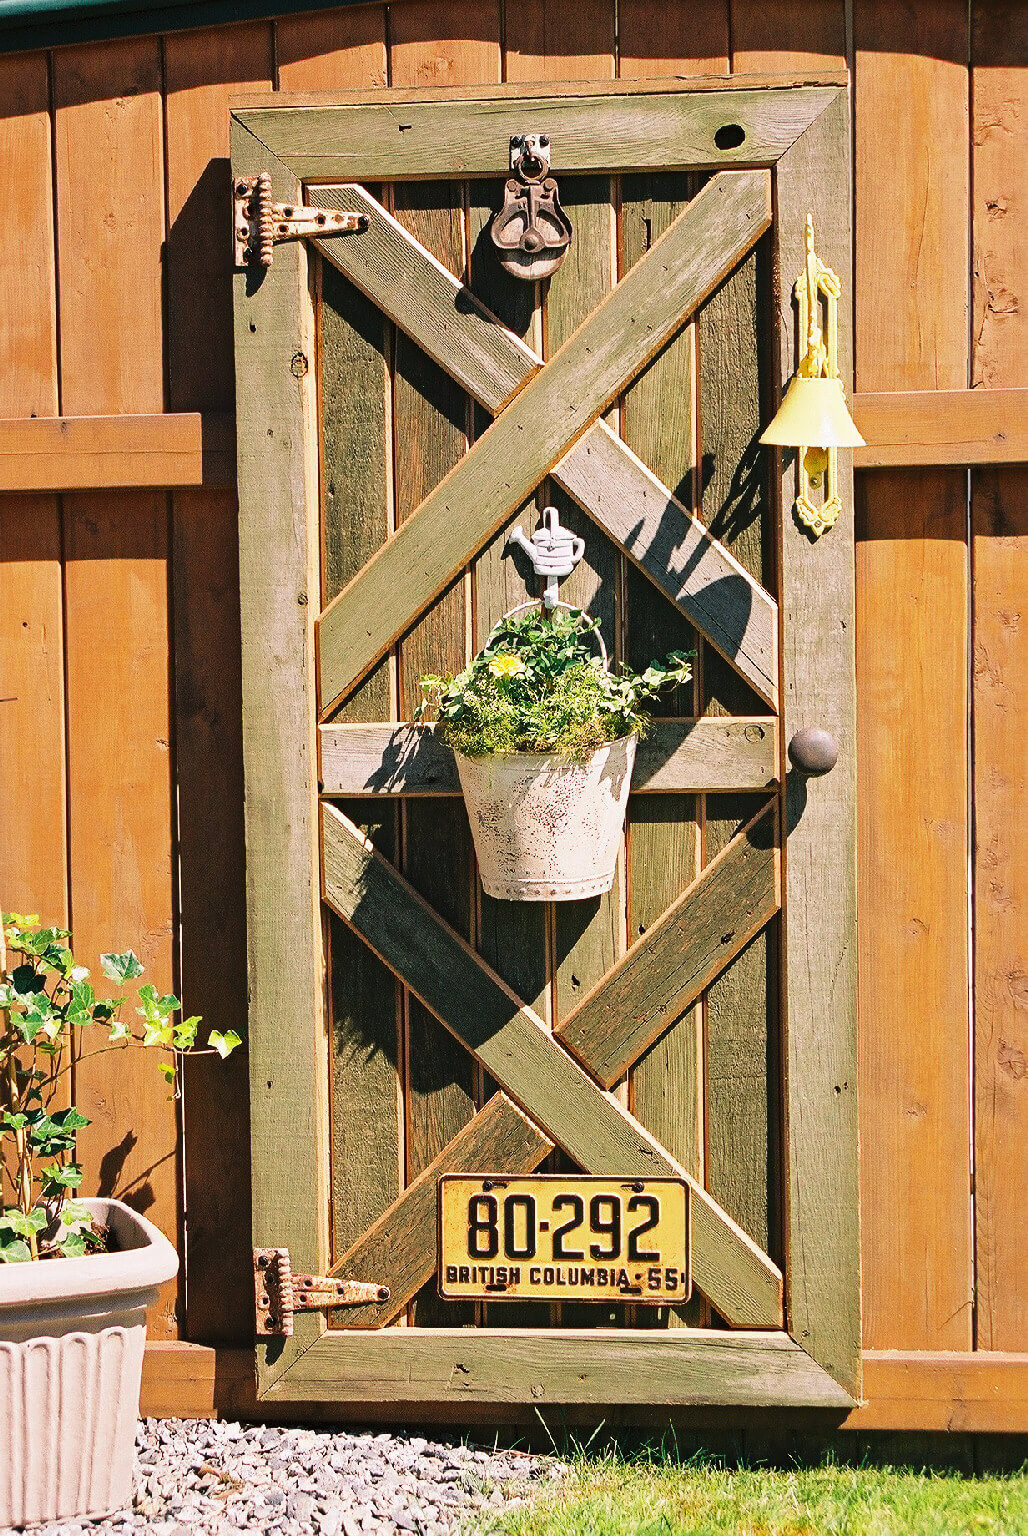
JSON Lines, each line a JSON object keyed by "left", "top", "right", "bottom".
{"left": 487, "top": 653, "right": 526, "bottom": 679}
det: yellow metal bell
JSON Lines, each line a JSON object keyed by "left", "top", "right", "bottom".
{"left": 761, "top": 214, "right": 863, "bottom": 537}
{"left": 760, "top": 375, "right": 865, "bottom": 450}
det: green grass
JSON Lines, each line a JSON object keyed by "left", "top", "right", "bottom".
{"left": 474, "top": 1445, "right": 1028, "bottom": 1536}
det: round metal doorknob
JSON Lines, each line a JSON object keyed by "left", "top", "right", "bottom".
{"left": 788, "top": 727, "right": 839, "bottom": 775}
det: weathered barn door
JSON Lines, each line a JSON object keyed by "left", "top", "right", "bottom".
{"left": 231, "top": 79, "right": 858, "bottom": 1410}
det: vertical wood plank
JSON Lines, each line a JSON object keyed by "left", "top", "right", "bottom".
{"left": 232, "top": 116, "right": 323, "bottom": 1389}
{"left": 388, "top": 0, "right": 501, "bottom": 88}
{"left": 777, "top": 88, "right": 860, "bottom": 1393}
{"left": 854, "top": 0, "right": 972, "bottom": 1353}
{"left": 619, "top": 173, "right": 704, "bottom": 1328}
{"left": 542, "top": 178, "right": 624, "bottom": 1036}
{"left": 163, "top": 22, "right": 273, "bottom": 1346}
{"left": 464, "top": 170, "right": 551, "bottom": 1332}
{"left": 618, "top": 0, "right": 730, "bottom": 77}
{"left": 275, "top": 6, "right": 388, "bottom": 88}
{"left": 699, "top": 237, "right": 776, "bottom": 1261}
{"left": 319, "top": 257, "right": 404, "bottom": 1268}
{"left": 389, "top": 5, "right": 500, "bottom": 1326}
{"left": 54, "top": 38, "right": 179, "bottom": 1338}
{"left": 730, "top": 1, "right": 847, "bottom": 72}
{"left": 970, "top": 0, "right": 1028, "bottom": 1353}
{"left": 504, "top": 0, "right": 615, "bottom": 81}
{"left": 0, "top": 52, "right": 65, "bottom": 925}
{"left": 276, "top": 0, "right": 396, "bottom": 1296}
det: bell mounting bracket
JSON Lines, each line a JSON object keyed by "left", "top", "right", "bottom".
{"left": 234, "top": 172, "right": 368, "bottom": 271}
{"left": 254, "top": 1247, "right": 389, "bottom": 1336}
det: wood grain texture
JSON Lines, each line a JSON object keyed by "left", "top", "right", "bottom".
{"left": 544, "top": 173, "right": 623, "bottom": 1050}
{"left": 776, "top": 90, "right": 860, "bottom": 1392}
{"left": 0, "top": 53, "right": 65, "bottom": 926}
{"left": 971, "top": 0, "right": 1028, "bottom": 1355}
{"left": 389, "top": 10, "right": 499, "bottom": 1327}
{"left": 270, "top": 1329, "right": 850, "bottom": 1408}
{"left": 0, "top": 53, "right": 57, "bottom": 420}
{"left": 857, "top": 473, "right": 972, "bottom": 1353}
{"left": 318, "top": 718, "right": 778, "bottom": 795}
{"left": 0, "top": 413, "right": 221, "bottom": 491}
{"left": 317, "top": 171, "right": 772, "bottom": 711}
{"left": 618, "top": 0, "right": 729, "bottom": 77}
{"left": 312, "top": 184, "right": 777, "bottom": 706}
{"left": 311, "top": 184, "right": 538, "bottom": 415}
{"left": 321, "top": 802, "right": 782, "bottom": 1327}
{"left": 54, "top": 38, "right": 179, "bottom": 1337}
{"left": 504, "top": 0, "right": 615, "bottom": 81}
{"left": 618, "top": 172, "right": 702, "bottom": 1330}
{"left": 231, "top": 120, "right": 324, "bottom": 1390}
{"left": 328, "top": 1094, "right": 551, "bottom": 1329}
{"left": 274, "top": 6, "right": 388, "bottom": 89}
{"left": 973, "top": 470, "right": 1028, "bottom": 1351}
{"left": 730, "top": 0, "right": 846, "bottom": 72}
{"left": 164, "top": 22, "right": 273, "bottom": 1348}
{"left": 238, "top": 87, "right": 837, "bottom": 180}
{"left": 697, "top": 193, "right": 775, "bottom": 1265}
{"left": 855, "top": 2, "right": 969, "bottom": 393}
{"left": 388, "top": 0, "right": 501, "bottom": 89}
{"left": 851, "top": 390, "right": 1028, "bottom": 468}
{"left": 136, "top": 1340, "right": 1028, "bottom": 1430}
{"left": 854, "top": 0, "right": 972, "bottom": 1356}
{"left": 318, "top": 260, "right": 402, "bottom": 1267}
{"left": 558, "top": 802, "right": 779, "bottom": 1090}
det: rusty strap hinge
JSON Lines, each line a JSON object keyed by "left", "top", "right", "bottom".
{"left": 234, "top": 173, "right": 368, "bottom": 270}
{"left": 254, "top": 1247, "right": 389, "bottom": 1337}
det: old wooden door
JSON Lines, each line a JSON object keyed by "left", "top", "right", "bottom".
{"left": 231, "top": 79, "right": 858, "bottom": 1411}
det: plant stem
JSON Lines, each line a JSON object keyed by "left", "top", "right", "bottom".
{"left": 1, "top": 916, "right": 36, "bottom": 1245}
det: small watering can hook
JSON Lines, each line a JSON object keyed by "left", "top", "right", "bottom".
{"left": 507, "top": 506, "right": 585, "bottom": 609}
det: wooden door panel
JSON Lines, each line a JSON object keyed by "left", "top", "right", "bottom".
{"left": 232, "top": 81, "right": 859, "bottom": 1404}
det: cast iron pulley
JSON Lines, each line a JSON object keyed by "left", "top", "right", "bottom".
{"left": 489, "top": 133, "right": 572, "bottom": 281}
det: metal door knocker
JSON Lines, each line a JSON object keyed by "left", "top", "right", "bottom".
{"left": 489, "top": 134, "right": 572, "bottom": 281}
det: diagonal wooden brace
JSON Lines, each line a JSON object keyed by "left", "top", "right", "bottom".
{"left": 320, "top": 802, "right": 783, "bottom": 1328}
{"left": 315, "top": 171, "right": 773, "bottom": 715}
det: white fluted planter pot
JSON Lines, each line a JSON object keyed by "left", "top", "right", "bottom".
{"left": 0, "top": 1198, "right": 178, "bottom": 1529}
{"left": 456, "top": 734, "right": 636, "bottom": 901}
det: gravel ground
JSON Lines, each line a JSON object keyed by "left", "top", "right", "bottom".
{"left": 12, "top": 1420, "right": 563, "bottom": 1536}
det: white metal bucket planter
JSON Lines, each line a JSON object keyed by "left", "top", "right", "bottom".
{"left": 457, "top": 732, "right": 636, "bottom": 901}
{"left": 0, "top": 1197, "right": 178, "bottom": 1529}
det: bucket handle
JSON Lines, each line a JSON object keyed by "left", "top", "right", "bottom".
{"left": 486, "top": 600, "right": 609, "bottom": 672}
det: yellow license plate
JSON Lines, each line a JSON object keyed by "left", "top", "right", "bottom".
{"left": 438, "top": 1175, "right": 689, "bottom": 1304}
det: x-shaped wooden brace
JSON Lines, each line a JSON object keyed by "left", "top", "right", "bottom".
{"left": 312, "top": 169, "right": 784, "bottom": 1329}
{"left": 313, "top": 170, "right": 777, "bottom": 717}
{"left": 320, "top": 798, "right": 782, "bottom": 1329}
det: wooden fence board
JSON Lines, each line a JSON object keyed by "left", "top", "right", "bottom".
{"left": 274, "top": 6, "right": 387, "bottom": 89}
{"left": 54, "top": 36, "right": 179, "bottom": 1339}
{"left": 852, "top": 389, "right": 1028, "bottom": 468}
{"left": 164, "top": 17, "right": 272, "bottom": 1350}
{"left": 854, "top": 0, "right": 973, "bottom": 1353}
{"left": 971, "top": 0, "right": 1028, "bottom": 1353}
{"left": 0, "top": 53, "right": 65, "bottom": 928}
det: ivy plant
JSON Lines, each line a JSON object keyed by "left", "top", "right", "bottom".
{"left": 0, "top": 913, "right": 240, "bottom": 1263}
{"left": 419, "top": 607, "right": 693, "bottom": 759}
